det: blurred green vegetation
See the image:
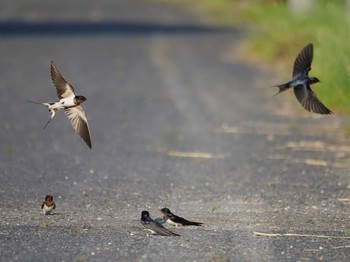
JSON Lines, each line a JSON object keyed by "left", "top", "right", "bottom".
{"left": 241, "top": 0, "right": 350, "bottom": 113}
{"left": 165, "top": 0, "right": 350, "bottom": 113}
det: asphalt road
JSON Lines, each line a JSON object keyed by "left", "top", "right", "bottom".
{"left": 1, "top": 0, "right": 350, "bottom": 261}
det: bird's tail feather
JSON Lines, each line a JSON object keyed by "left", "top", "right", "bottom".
{"left": 272, "top": 82, "right": 290, "bottom": 97}
{"left": 27, "top": 100, "right": 53, "bottom": 107}
{"left": 28, "top": 100, "right": 56, "bottom": 129}
{"left": 185, "top": 221, "right": 203, "bottom": 226}
{"left": 27, "top": 99, "right": 43, "bottom": 105}
{"left": 43, "top": 110, "right": 56, "bottom": 129}
{"left": 43, "top": 118, "right": 52, "bottom": 129}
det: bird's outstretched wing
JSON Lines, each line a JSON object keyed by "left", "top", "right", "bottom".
{"left": 293, "top": 43, "right": 313, "bottom": 78}
{"left": 293, "top": 84, "right": 332, "bottom": 115}
{"left": 64, "top": 106, "right": 92, "bottom": 149}
{"left": 51, "top": 61, "right": 75, "bottom": 99}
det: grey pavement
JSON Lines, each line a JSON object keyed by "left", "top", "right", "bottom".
{"left": 1, "top": 0, "right": 350, "bottom": 261}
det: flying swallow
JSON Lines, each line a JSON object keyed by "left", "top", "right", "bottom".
{"left": 28, "top": 61, "right": 92, "bottom": 149}
{"left": 140, "top": 211, "right": 180, "bottom": 236}
{"left": 41, "top": 194, "right": 56, "bottom": 215}
{"left": 160, "top": 208, "right": 203, "bottom": 227}
{"left": 273, "top": 43, "right": 332, "bottom": 115}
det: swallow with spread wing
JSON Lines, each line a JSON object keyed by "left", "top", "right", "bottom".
{"left": 274, "top": 43, "right": 332, "bottom": 115}
{"left": 28, "top": 61, "right": 92, "bottom": 149}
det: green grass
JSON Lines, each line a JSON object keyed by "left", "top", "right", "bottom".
{"left": 162, "top": 0, "right": 350, "bottom": 113}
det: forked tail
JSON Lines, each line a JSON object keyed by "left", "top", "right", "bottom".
{"left": 27, "top": 100, "right": 56, "bottom": 129}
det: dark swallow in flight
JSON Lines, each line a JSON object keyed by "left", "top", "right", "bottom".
{"left": 160, "top": 208, "right": 203, "bottom": 227}
{"left": 41, "top": 194, "right": 56, "bottom": 215}
{"left": 140, "top": 211, "right": 180, "bottom": 236}
{"left": 28, "top": 61, "right": 92, "bottom": 149}
{"left": 273, "top": 43, "right": 332, "bottom": 115}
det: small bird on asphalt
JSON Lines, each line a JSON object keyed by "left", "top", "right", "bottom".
{"left": 273, "top": 43, "right": 332, "bottom": 115}
{"left": 28, "top": 61, "right": 92, "bottom": 149}
{"left": 140, "top": 210, "right": 180, "bottom": 236}
{"left": 160, "top": 208, "right": 203, "bottom": 227}
{"left": 41, "top": 194, "right": 56, "bottom": 215}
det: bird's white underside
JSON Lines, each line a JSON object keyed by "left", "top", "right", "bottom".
{"left": 166, "top": 218, "right": 181, "bottom": 227}
{"left": 42, "top": 204, "right": 54, "bottom": 215}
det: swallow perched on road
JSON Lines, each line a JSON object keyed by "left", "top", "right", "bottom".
{"left": 41, "top": 194, "right": 56, "bottom": 215}
{"left": 273, "top": 43, "right": 332, "bottom": 115}
{"left": 140, "top": 211, "right": 180, "bottom": 236}
{"left": 160, "top": 208, "right": 203, "bottom": 227}
{"left": 28, "top": 61, "right": 92, "bottom": 149}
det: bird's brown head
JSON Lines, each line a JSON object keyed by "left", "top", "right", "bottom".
{"left": 45, "top": 194, "right": 54, "bottom": 201}
{"left": 160, "top": 208, "right": 171, "bottom": 219}
{"left": 74, "top": 95, "right": 87, "bottom": 105}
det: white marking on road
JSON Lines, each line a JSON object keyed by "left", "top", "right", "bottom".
{"left": 167, "top": 151, "right": 229, "bottom": 159}
{"left": 265, "top": 154, "right": 349, "bottom": 168}
{"left": 254, "top": 231, "right": 350, "bottom": 239}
